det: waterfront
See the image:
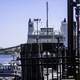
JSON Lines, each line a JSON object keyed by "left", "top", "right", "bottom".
{"left": 0, "top": 54, "right": 16, "bottom": 64}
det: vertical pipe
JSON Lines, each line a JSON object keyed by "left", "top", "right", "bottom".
{"left": 76, "top": 0, "right": 80, "bottom": 79}
{"left": 46, "top": 2, "right": 49, "bottom": 80}
{"left": 68, "top": 0, "right": 73, "bottom": 57}
{"left": 67, "top": 0, "right": 74, "bottom": 78}
{"left": 40, "top": 44, "right": 43, "bottom": 80}
{"left": 37, "top": 21, "right": 38, "bottom": 43}
{"left": 56, "top": 37, "right": 59, "bottom": 80}
{"left": 46, "top": 2, "right": 48, "bottom": 38}
{"left": 76, "top": 0, "right": 79, "bottom": 57}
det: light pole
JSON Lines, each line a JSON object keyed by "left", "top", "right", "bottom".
{"left": 34, "top": 18, "right": 41, "bottom": 43}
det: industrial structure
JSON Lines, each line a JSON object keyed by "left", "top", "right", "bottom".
{"left": 0, "top": 0, "right": 80, "bottom": 80}
{"left": 20, "top": 0, "right": 80, "bottom": 80}
{"left": 27, "top": 18, "right": 63, "bottom": 44}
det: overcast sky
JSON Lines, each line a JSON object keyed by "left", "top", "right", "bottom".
{"left": 0, "top": 0, "right": 67, "bottom": 48}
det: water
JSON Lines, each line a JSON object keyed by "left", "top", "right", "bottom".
{"left": 0, "top": 54, "right": 16, "bottom": 64}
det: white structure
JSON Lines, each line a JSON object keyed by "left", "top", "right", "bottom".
{"left": 61, "top": 18, "right": 68, "bottom": 47}
{"left": 28, "top": 18, "right": 34, "bottom": 36}
{"left": 27, "top": 19, "right": 64, "bottom": 44}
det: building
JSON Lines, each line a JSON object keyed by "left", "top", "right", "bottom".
{"left": 60, "top": 18, "right": 67, "bottom": 47}
{"left": 28, "top": 18, "right": 34, "bottom": 36}
{"left": 60, "top": 18, "right": 76, "bottom": 48}
{"left": 27, "top": 19, "right": 64, "bottom": 44}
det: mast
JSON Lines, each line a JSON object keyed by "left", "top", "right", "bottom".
{"left": 46, "top": 1, "right": 48, "bottom": 37}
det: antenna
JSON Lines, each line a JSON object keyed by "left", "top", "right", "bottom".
{"left": 46, "top": 1, "right": 48, "bottom": 36}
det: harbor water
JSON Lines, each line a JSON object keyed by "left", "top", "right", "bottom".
{"left": 0, "top": 54, "right": 16, "bottom": 64}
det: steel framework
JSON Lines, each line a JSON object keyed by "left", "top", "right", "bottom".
{"left": 20, "top": 0, "right": 80, "bottom": 80}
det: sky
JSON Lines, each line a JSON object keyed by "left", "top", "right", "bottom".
{"left": 0, "top": 0, "right": 67, "bottom": 48}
